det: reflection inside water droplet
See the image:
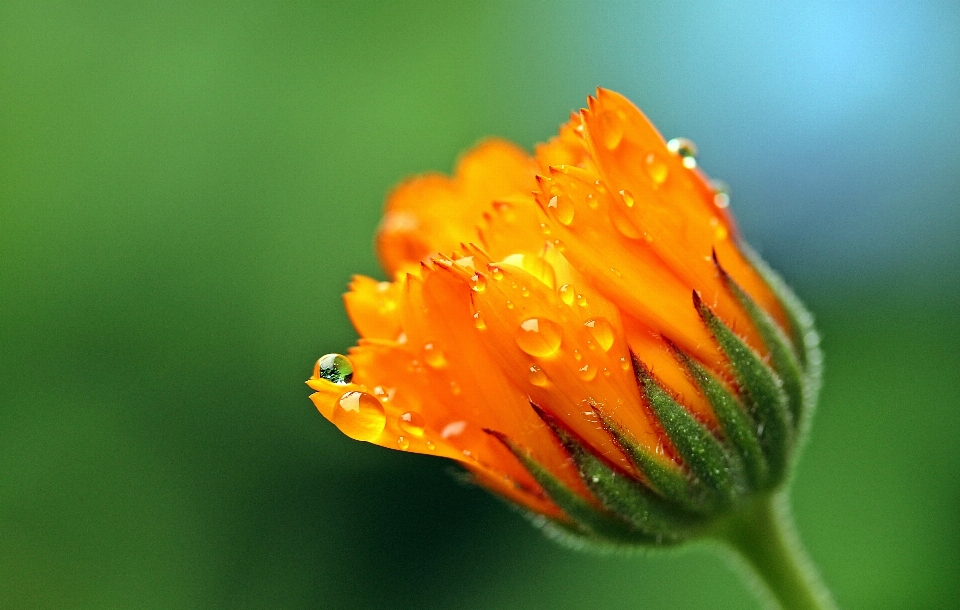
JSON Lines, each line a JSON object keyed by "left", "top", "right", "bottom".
{"left": 314, "top": 353, "right": 354, "bottom": 384}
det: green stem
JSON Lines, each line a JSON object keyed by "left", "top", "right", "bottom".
{"left": 713, "top": 494, "right": 837, "bottom": 610}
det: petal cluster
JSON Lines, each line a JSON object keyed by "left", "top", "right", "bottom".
{"left": 308, "top": 89, "right": 820, "bottom": 544}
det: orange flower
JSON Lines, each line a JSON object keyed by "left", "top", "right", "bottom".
{"left": 308, "top": 89, "right": 819, "bottom": 545}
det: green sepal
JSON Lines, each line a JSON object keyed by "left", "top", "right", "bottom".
{"left": 590, "top": 403, "right": 707, "bottom": 514}
{"left": 670, "top": 344, "right": 769, "bottom": 490}
{"left": 530, "top": 406, "right": 700, "bottom": 543}
{"left": 714, "top": 251, "right": 805, "bottom": 427}
{"left": 484, "top": 429, "right": 656, "bottom": 544}
{"left": 694, "top": 291, "right": 792, "bottom": 486}
{"left": 739, "top": 243, "right": 823, "bottom": 440}
{"left": 632, "top": 355, "right": 746, "bottom": 507}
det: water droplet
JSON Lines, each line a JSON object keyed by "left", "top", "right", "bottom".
{"left": 521, "top": 286, "right": 530, "bottom": 297}
{"left": 573, "top": 349, "right": 582, "bottom": 362}
{"left": 471, "top": 273, "right": 486, "bottom": 292}
{"left": 313, "top": 354, "right": 354, "bottom": 384}
{"left": 506, "top": 300, "right": 514, "bottom": 309}
{"left": 619, "top": 357, "right": 630, "bottom": 371}
{"left": 547, "top": 194, "right": 574, "bottom": 225}
{"left": 489, "top": 265, "right": 504, "bottom": 280}
{"left": 559, "top": 284, "right": 575, "bottom": 305}
{"left": 442, "top": 420, "right": 467, "bottom": 439}
{"left": 552, "top": 239, "right": 566, "bottom": 252}
{"left": 515, "top": 318, "right": 563, "bottom": 357}
{"left": 711, "top": 180, "right": 730, "bottom": 209}
{"left": 426, "top": 440, "right": 436, "bottom": 451}
{"left": 422, "top": 343, "right": 447, "bottom": 368}
{"left": 540, "top": 222, "right": 551, "bottom": 235}
{"left": 528, "top": 365, "right": 548, "bottom": 387}
{"left": 667, "top": 137, "right": 698, "bottom": 168}
{"left": 586, "top": 193, "right": 598, "bottom": 209}
{"left": 584, "top": 318, "right": 615, "bottom": 351}
{"left": 473, "top": 311, "right": 486, "bottom": 330}
{"left": 449, "top": 381, "right": 462, "bottom": 396}
{"left": 602, "top": 367, "right": 611, "bottom": 377}
{"left": 645, "top": 152, "right": 669, "bottom": 185}
{"left": 576, "top": 293, "right": 588, "bottom": 308}
{"left": 399, "top": 411, "right": 426, "bottom": 437}
{"left": 578, "top": 363, "right": 597, "bottom": 381}
{"left": 333, "top": 391, "right": 386, "bottom": 441}
{"left": 610, "top": 268, "right": 622, "bottom": 278}
{"left": 397, "top": 436, "right": 410, "bottom": 450}
{"left": 599, "top": 111, "right": 624, "bottom": 149}
{"left": 609, "top": 189, "right": 641, "bottom": 239}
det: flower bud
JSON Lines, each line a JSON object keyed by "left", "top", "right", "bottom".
{"left": 307, "top": 89, "right": 821, "bottom": 548}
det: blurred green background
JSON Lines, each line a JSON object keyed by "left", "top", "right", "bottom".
{"left": 2, "top": 1, "right": 959, "bottom": 608}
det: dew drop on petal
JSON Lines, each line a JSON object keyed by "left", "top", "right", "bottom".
{"left": 442, "top": 420, "right": 467, "bottom": 439}
{"left": 578, "top": 363, "right": 597, "bottom": 381}
{"left": 426, "top": 440, "right": 436, "bottom": 451}
{"left": 399, "top": 411, "right": 426, "bottom": 437}
{"left": 667, "top": 137, "right": 698, "bottom": 168}
{"left": 619, "top": 189, "right": 634, "bottom": 208}
{"left": 559, "top": 284, "right": 575, "bottom": 305}
{"left": 473, "top": 311, "right": 486, "bottom": 330}
{"left": 584, "top": 318, "right": 615, "bottom": 351}
{"left": 333, "top": 391, "right": 386, "bottom": 441}
{"left": 610, "top": 197, "right": 642, "bottom": 240}
{"left": 620, "top": 357, "right": 630, "bottom": 371}
{"left": 711, "top": 180, "right": 731, "bottom": 209}
{"left": 422, "top": 343, "right": 447, "bottom": 368}
{"left": 449, "top": 381, "right": 462, "bottom": 396}
{"left": 645, "top": 152, "right": 669, "bottom": 185}
{"left": 573, "top": 349, "right": 582, "bottom": 362}
{"left": 489, "top": 265, "right": 504, "bottom": 281}
{"left": 471, "top": 273, "right": 487, "bottom": 292}
{"left": 313, "top": 353, "right": 354, "bottom": 384}
{"left": 515, "top": 318, "right": 563, "bottom": 357}
{"left": 397, "top": 436, "right": 410, "bottom": 450}
{"left": 547, "top": 195, "right": 574, "bottom": 225}
{"left": 576, "top": 293, "right": 588, "bottom": 308}
{"left": 586, "top": 193, "right": 598, "bottom": 209}
{"left": 528, "top": 365, "right": 548, "bottom": 387}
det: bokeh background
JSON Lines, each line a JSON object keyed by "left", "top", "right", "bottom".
{"left": 3, "top": 0, "right": 959, "bottom": 608}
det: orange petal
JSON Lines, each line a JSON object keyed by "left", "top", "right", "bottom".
{"left": 376, "top": 139, "right": 538, "bottom": 277}
{"left": 343, "top": 275, "right": 403, "bottom": 340}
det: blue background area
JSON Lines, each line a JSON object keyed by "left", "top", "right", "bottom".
{"left": 2, "top": 1, "right": 959, "bottom": 608}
